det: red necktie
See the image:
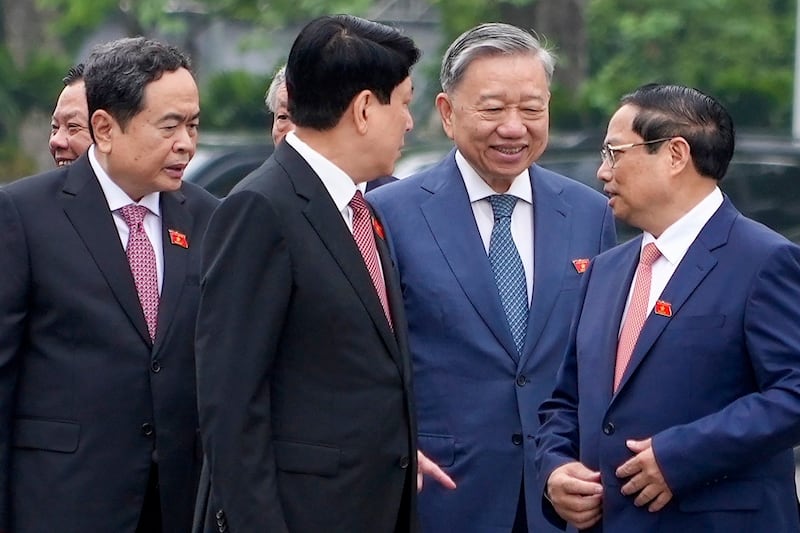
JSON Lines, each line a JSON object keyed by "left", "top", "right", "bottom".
{"left": 614, "top": 242, "right": 661, "bottom": 391}
{"left": 349, "top": 191, "right": 393, "bottom": 328}
{"left": 121, "top": 204, "right": 159, "bottom": 342}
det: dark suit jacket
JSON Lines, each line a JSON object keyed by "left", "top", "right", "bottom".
{"left": 366, "top": 175, "right": 398, "bottom": 192}
{"left": 367, "top": 150, "right": 616, "bottom": 533}
{"left": 536, "top": 198, "right": 800, "bottom": 532}
{"left": 0, "top": 155, "right": 218, "bottom": 532}
{"left": 194, "top": 141, "right": 417, "bottom": 533}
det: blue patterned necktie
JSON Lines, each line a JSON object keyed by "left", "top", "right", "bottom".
{"left": 488, "top": 194, "right": 528, "bottom": 355}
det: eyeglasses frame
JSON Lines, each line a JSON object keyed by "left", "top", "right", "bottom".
{"left": 600, "top": 137, "right": 675, "bottom": 169}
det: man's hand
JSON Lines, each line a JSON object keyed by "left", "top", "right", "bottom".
{"left": 616, "top": 438, "right": 673, "bottom": 512}
{"left": 546, "top": 461, "right": 603, "bottom": 530}
{"left": 417, "top": 450, "right": 456, "bottom": 493}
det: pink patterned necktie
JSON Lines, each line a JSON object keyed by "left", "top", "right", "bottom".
{"left": 350, "top": 191, "right": 393, "bottom": 328}
{"left": 614, "top": 242, "right": 661, "bottom": 391}
{"left": 120, "top": 204, "right": 159, "bottom": 342}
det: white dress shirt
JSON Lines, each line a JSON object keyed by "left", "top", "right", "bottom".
{"left": 456, "top": 150, "right": 534, "bottom": 304}
{"left": 619, "top": 187, "right": 724, "bottom": 331}
{"left": 286, "top": 131, "right": 368, "bottom": 232}
{"left": 88, "top": 145, "right": 164, "bottom": 292}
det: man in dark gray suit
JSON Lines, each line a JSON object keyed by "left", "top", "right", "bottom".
{"left": 0, "top": 37, "right": 217, "bottom": 532}
{"left": 194, "top": 14, "right": 446, "bottom": 533}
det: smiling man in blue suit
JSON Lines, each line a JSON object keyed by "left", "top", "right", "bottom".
{"left": 535, "top": 84, "right": 800, "bottom": 532}
{"left": 368, "top": 23, "right": 616, "bottom": 533}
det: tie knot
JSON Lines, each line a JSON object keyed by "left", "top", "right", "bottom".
{"left": 120, "top": 204, "right": 149, "bottom": 228}
{"left": 489, "top": 194, "right": 518, "bottom": 220}
{"left": 640, "top": 242, "right": 661, "bottom": 266}
{"left": 349, "top": 190, "right": 369, "bottom": 214}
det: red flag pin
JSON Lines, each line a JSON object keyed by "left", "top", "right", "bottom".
{"left": 372, "top": 218, "right": 386, "bottom": 240}
{"left": 654, "top": 300, "right": 672, "bottom": 317}
{"left": 572, "top": 258, "right": 590, "bottom": 274}
{"left": 168, "top": 229, "right": 189, "bottom": 249}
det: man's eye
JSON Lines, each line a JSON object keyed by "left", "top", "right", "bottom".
{"left": 67, "top": 124, "right": 87, "bottom": 135}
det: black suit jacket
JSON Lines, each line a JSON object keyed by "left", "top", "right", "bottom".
{"left": 0, "top": 155, "right": 218, "bottom": 532}
{"left": 194, "top": 141, "right": 417, "bottom": 533}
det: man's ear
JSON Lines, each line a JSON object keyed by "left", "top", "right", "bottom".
{"left": 91, "top": 110, "right": 116, "bottom": 154}
{"left": 351, "top": 89, "right": 373, "bottom": 135}
{"left": 435, "top": 92, "right": 455, "bottom": 140}
{"left": 668, "top": 136, "right": 692, "bottom": 174}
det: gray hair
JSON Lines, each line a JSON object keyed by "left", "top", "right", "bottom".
{"left": 264, "top": 65, "right": 287, "bottom": 113}
{"left": 440, "top": 23, "right": 555, "bottom": 93}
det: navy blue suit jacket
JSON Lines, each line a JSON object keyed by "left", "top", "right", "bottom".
{"left": 368, "top": 150, "right": 616, "bottom": 532}
{"left": 536, "top": 198, "right": 800, "bottom": 532}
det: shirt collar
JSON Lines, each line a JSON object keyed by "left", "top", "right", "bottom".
{"left": 285, "top": 131, "right": 358, "bottom": 211}
{"left": 88, "top": 145, "right": 161, "bottom": 215}
{"left": 643, "top": 187, "right": 723, "bottom": 265}
{"left": 455, "top": 150, "right": 532, "bottom": 205}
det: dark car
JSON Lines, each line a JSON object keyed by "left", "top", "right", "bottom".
{"left": 182, "top": 132, "right": 800, "bottom": 244}
{"left": 184, "top": 136, "right": 272, "bottom": 198}
{"left": 539, "top": 132, "right": 800, "bottom": 243}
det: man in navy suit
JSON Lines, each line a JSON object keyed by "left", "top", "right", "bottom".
{"left": 0, "top": 38, "right": 217, "bottom": 532}
{"left": 368, "top": 23, "right": 616, "bottom": 533}
{"left": 536, "top": 84, "right": 800, "bottom": 532}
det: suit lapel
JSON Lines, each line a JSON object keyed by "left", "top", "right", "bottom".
{"left": 520, "top": 166, "right": 571, "bottom": 366}
{"left": 613, "top": 201, "right": 734, "bottom": 394}
{"left": 60, "top": 158, "right": 151, "bottom": 346}
{"left": 277, "top": 144, "right": 402, "bottom": 365}
{"left": 374, "top": 214, "right": 412, "bottom": 378}
{"left": 153, "top": 190, "right": 191, "bottom": 354}
{"left": 419, "top": 154, "right": 519, "bottom": 361}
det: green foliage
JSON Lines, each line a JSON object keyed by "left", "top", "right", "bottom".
{"left": 584, "top": 0, "right": 794, "bottom": 129}
{"left": 201, "top": 70, "right": 272, "bottom": 131}
{"left": 0, "top": 47, "right": 69, "bottom": 179}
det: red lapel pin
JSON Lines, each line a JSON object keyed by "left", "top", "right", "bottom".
{"left": 571, "top": 258, "right": 590, "bottom": 273}
{"left": 372, "top": 218, "right": 385, "bottom": 240}
{"left": 654, "top": 300, "right": 672, "bottom": 317}
{"left": 168, "top": 229, "right": 189, "bottom": 249}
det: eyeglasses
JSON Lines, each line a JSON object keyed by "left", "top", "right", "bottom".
{"left": 600, "top": 137, "right": 674, "bottom": 169}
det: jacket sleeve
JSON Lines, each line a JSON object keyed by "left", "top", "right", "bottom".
{"left": 0, "top": 189, "right": 30, "bottom": 530}
{"left": 195, "top": 190, "right": 291, "bottom": 533}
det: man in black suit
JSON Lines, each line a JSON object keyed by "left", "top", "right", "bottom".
{"left": 194, "top": 14, "right": 433, "bottom": 533}
{"left": 0, "top": 37, "right": 218, "bottom": 532}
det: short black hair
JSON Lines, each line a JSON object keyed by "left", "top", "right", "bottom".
{"left": 621, "top": 84, "right": 735, "bottom": 181}
{"left": 62, "top": 63, "right": 84, "bottom": 86}
{"left": 84, "top": 37, "right": 193, "bottom": 131}
{"left": 286, "top": 14, "right": 420, "bottom": 130}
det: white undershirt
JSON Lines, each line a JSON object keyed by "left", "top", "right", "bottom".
{"left": 619, "top": 187, "right": 724, "bottom": 331}
{"left": 88, "top": 145, "right": 164, "bottom": 292}
{"left": 456, "top": 150, "right": 534, "bottom": 304}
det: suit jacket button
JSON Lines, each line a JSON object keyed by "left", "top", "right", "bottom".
{"left": 511, "top": 433, "right": 523, "bottom": 445}
{"left": 515, "top": 375, "right": 527, "bottom": 387}
{"left": 398, "top": 455, "right": 410, "bottom": 469}
{"left": 141, "top": 422, "right": 154, "bottom": 436}
{"left": 603, "top": 422, "right": 615, "bottom": 435}
{"left": 215, "top": 509, "right": 225, "bottom": 519}
{"left": 151, "top": 360, "right": 161, "bottom": 373}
